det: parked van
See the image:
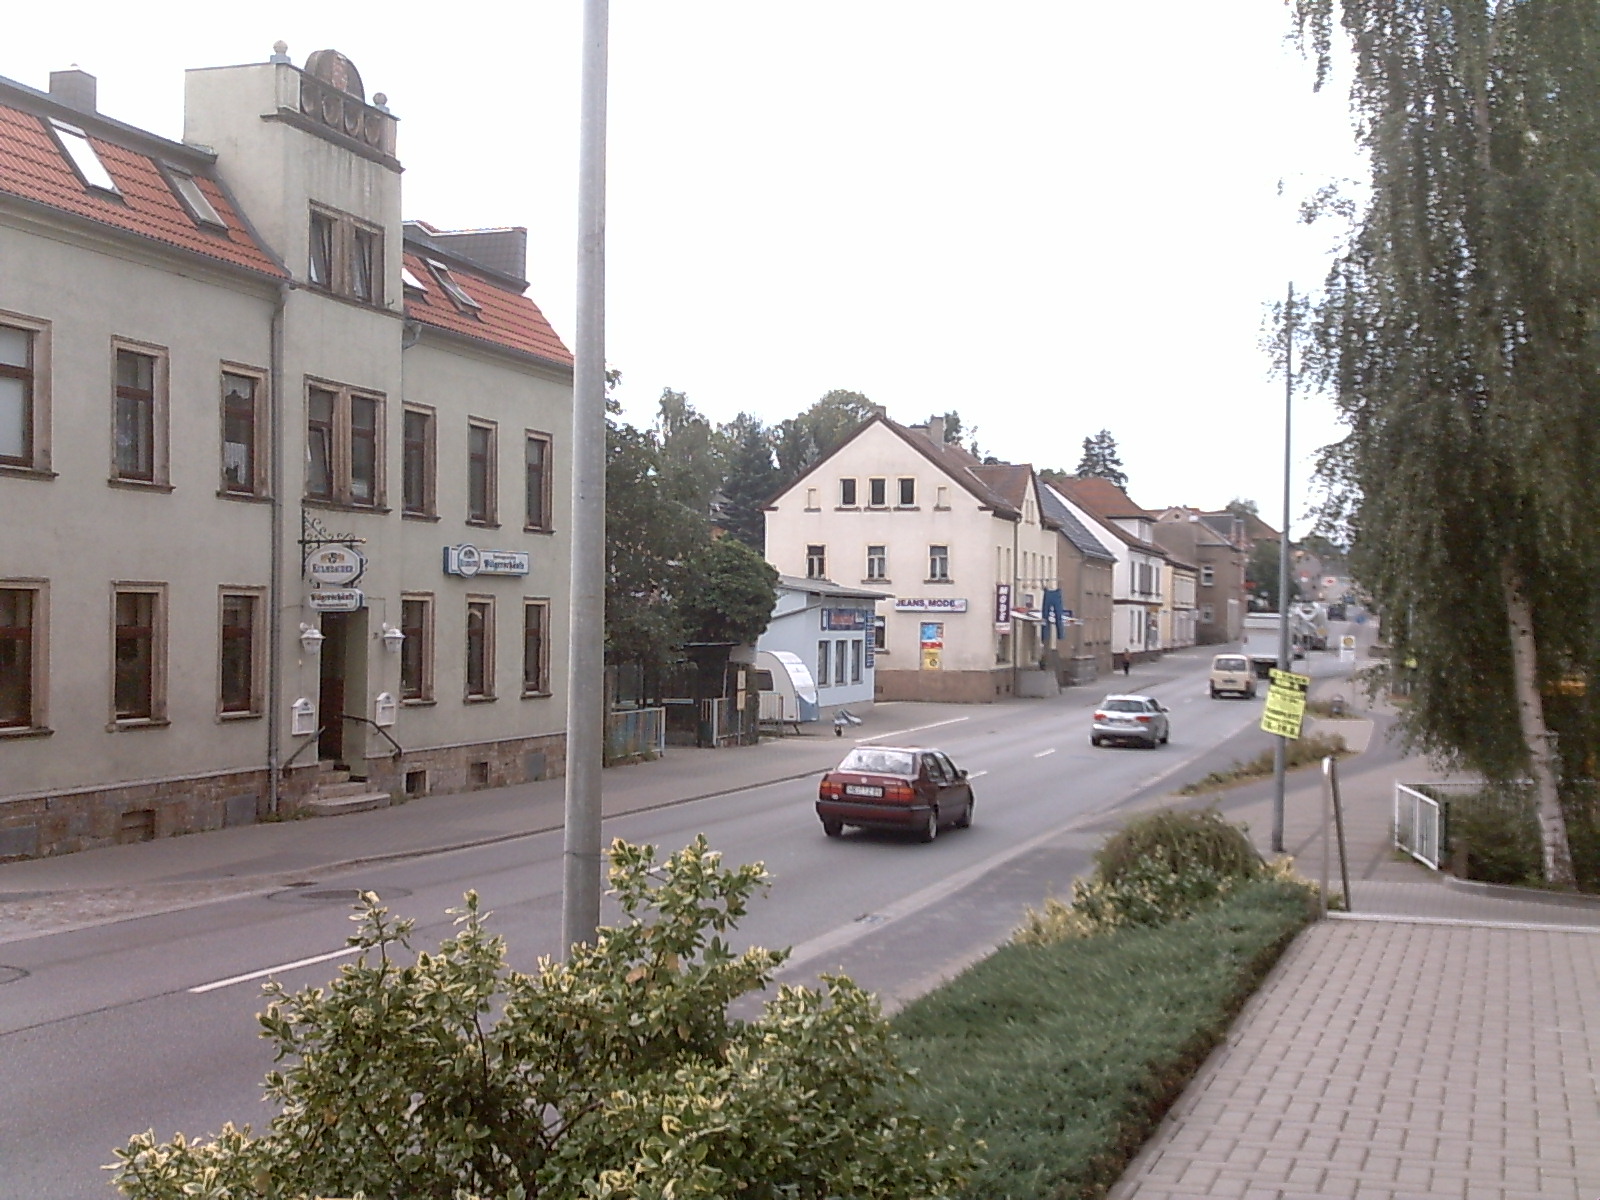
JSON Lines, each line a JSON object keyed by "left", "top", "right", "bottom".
{"left": 1208, "top": 654, "right": 1257, "bottom": 699}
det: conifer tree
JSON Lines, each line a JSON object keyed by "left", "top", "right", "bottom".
{"left": 1074, "top": 430, "right": 1128, "bottom": 490}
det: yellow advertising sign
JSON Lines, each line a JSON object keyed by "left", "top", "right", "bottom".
{"left": 1261, "top": 667, "right": 1311, "bottom": 738}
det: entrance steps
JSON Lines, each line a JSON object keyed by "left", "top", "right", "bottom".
{"left": 302, "top": 765, "right": 393, "bottom": 818}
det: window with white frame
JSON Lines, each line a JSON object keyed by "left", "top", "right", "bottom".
{"left": 816, "top": 640, "right": 830, "bottom": 686}
{"left": 806, "top": 544, "right": 826, "bottom": 579}
{"left": 898, "top": 477, "right": 915, "bottom": 505}
{"left": 851, "top": 638, "right": 863, "bottom": 683}
{"left": 839, "top": 477, "right": 857, "bottom": 506}
{"left": 866, "top": 544, "right": 887, "bottom": 580}
{"left": 834, "top": 640, "right": 847, "bottom": 688}
{"left": 1201, "top": 565, "right": 1215, "bottom": 587}
{"left": 928, "top": 544, "right": 950, "bottom": 581}
{"left": 868, "top": 477, "right": 887, "bottom": 507}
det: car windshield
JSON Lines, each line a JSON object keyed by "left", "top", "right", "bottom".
{"left": 1215, "top": 657, "right": 1247, "bottom": 671}
{"left": 838, "top": 748, "right": 916, "bottom": 775}
{"left": 1103, "top": 699, "right": 1148, "bottom": 713}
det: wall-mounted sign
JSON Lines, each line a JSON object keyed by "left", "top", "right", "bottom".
{"left": 895, "top": 597, "right": 968, "bottom": 613}
{"left": 821, "top": 607, "right": 872, "bottom": 631}
{"left": 305, "top": 543, "right": 367, "bottom": 587}
{"left": 443, "top": 544, "right": 530, "bottom": 577}
{"left": 994, "top": 583, "right": 1012, "bottom": 632}
{"left": 308, "top": 588, "right": 365, "bottom": 611}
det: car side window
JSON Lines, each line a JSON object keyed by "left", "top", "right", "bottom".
{"left": 934, "top": 751, "right": 959, "bottom": 779}
{"left": 921, "top": 753, "right": 947, "bottom": 782}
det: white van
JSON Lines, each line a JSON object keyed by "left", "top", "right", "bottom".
{"left": 1208, "top": 654, "right": 1257, "bottom": 699}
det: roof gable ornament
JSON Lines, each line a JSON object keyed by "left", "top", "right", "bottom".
{"left": 293, "top": 49, "right": 396, "bottom": 158}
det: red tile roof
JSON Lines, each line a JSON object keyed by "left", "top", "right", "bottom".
{"left": 0, "top": 103, "right": 284, "bottom": 278}
{"left": 1055, "top": 476, "right": 1153, "bottom": 519}
{"left": 402, "top": 249, "right": 572, "bottom": 367}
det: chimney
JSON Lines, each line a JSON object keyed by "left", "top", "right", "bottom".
{"left": 49, "top": 68, "right": 97, "bottom": 114}
{"left": 927, "top": 414, "right": 946, "bottom": 445}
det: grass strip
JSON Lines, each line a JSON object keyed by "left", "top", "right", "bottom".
{"left": 890, "top": 879, "right": 1316, "bottom": 1200}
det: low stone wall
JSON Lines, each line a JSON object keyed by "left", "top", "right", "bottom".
{"left": 874, "top": 668, "right": 1014, "bottom": 703}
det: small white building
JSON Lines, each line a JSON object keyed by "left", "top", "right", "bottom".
{"left": 756, "top": 575, "right": 888, "bottom": 720}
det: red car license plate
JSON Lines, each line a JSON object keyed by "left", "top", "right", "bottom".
{"left": 844, "top": 784, "right": 883, "bottom": 797}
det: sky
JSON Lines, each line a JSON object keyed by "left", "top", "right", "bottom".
{"left": 6, "top": 2, "right": 1363, "bottom": 525}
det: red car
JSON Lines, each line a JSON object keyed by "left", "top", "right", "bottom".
{"left": 816, "top": 745, "right": 975, "bottom": 842}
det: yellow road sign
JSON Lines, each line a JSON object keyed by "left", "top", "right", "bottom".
{"left": 1261, "top": 667, "right": 1311, "bottom": 738}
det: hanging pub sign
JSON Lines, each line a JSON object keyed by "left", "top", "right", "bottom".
{"left": 443, "top": 543, "right": 530, "bottom": 577}
{"left": 305, "top": 543, "right": 367, "bottom": 587}
{"left": 308, "top": 588, "right": 365, "bottom": 612}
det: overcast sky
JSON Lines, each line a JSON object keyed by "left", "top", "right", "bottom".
{"left": 7, "top": 3, "right": 1362, "bottom": 524}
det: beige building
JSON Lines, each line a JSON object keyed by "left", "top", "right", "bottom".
{"left": 0, "top": 50, "right": 573, "bottom": 859}
{"left": 1052, "top": 478, "right": 1171, "bottom": 663}
{"left": 764, "top": 415, "right": 1061, "bottom": 703}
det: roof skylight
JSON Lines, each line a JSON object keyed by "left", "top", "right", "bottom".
{"left": 425, "top": 258, "right": 481, "bottom": 313}
{"left": 163, "top": 165, "right": 226, "bottom": 229}
{"left": 51, "top": 120, "right": 119, "bottom": 194}
{"left": 400, "top": 265, "right": 430, "bottom": 294}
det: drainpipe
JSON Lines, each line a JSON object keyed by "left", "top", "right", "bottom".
{"left": 266, "top": 283, "right": 288, "bottom": 817}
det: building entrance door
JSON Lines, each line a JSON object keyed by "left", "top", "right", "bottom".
{"left": 317, "top": 612, "right": 350, "bottom": 765}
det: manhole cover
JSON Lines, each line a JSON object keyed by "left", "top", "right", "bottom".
{"left": 267, "top": 887, "right": 412, "bottom": 904}
{"left": 0, "top": 965, "right": 28, "bottom": 986}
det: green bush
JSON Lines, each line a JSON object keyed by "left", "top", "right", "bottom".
{"left": 896, "top": 880, "right": 1317, "bottom": 1200}
{"left": 111, "top": 836, "right": 975, "bottom": 1200}
{"left": 1177, "top": 733, "right": 1349, "bottom": 795}
{"left": 1446, "top": 790, "right": 1542, "bottom": 884}
{"left": 1093, "top": 806, "right": 1261, "bottom": 888}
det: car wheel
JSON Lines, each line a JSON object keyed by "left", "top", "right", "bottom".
{"left": 1090, "top": 735, "right": 1102, "bottom": 747}
{"left": 919, "top": 808, "right": 939, "bottom": 843}
{"left": 1208, "top": 684, "right": 1218, "bottom": 698}
{"left": 1161, "top": 727, "right": 1169, "bottom": 744}
{"left": 821, "top": 818, "right": 843, "bottom": 838}
{"left": 954, "top": 796, "right": 973, "bottom": 829}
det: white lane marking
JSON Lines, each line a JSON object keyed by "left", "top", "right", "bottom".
{"left": 1033, "top": 748, "right": 1056, "bottom": 758}
{"left": 856, "top": 716, "right": 970, "bottom": 743}
{"left": 967, "top": 770, "right": 990, "bottom": 779}
{"left": 190, "top": 946, "right": 358, "bottom": 994}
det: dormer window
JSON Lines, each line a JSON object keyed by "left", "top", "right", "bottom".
{"left": 162, "top": 165, "right": 225, "bottom": 229}
{"left": 50, "top": 120, "right": 119, "bottom": 194}
{"left": 424, "top": 258, "right": 481, "bottom": 314}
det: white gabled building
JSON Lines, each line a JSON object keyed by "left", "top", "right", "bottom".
{"left": 764, "top": 414, "right": 1059, "bottom": 703}
{"left": 1050, "top": 478, "right": 1171, "bottom": 663}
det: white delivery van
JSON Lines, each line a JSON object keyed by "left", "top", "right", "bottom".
{"left": 1208, "top": 653, "right": 1257, "bottom": 699}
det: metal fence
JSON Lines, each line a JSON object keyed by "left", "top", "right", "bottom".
{"left": 605, "top": 706, "right": 666, "bottom": 762}
{"left": 1393, "top": 782, "right": 1446, "bottom": 869}
{"left": 701, "top": 697, "right": 755, "bottom": 747}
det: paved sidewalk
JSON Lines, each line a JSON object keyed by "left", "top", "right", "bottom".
{"left": 1106, "top": 683, "right": 1600, "bottom": 1200}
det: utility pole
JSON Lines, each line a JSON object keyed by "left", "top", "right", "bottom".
{"left": 1272, "top": 282, "right": 1293, "bottom": 854}
{"left": 562, "top": 0, "right": 609, "bottom": 955}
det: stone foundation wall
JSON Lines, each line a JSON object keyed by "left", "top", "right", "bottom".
{"left": 874, "top": 668, "right": 1014, "bottom": 703}
{"left": 0, "top": 730, "right": 569, "bottom": 861}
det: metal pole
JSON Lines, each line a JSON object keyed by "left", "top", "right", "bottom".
{"left": 563, "top": 0, "right": 609, "bottom": 955}
{"left": 1272, "top": 282, "right": 1293, "bottom": 854}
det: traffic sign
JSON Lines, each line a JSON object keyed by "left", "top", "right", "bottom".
{"left": 1261, "top": 667, "right": 1311, "bottom": 738}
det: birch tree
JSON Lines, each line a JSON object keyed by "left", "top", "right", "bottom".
{"left": 1294, "top": 0, "right": 1600, "bottom": 885}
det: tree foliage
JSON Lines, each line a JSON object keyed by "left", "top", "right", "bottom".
{"left": 112, "top": 838, "right": 976, "bottom": 1200}
{"left": 1292, "top": 0, "right": 1600, "bottom": 882}
{"left": 678, "top": 537, "right": 779, "bottom": 647}
{"left": 716, "top": 413, "right": 779, "bottom": 550}
{"left": 1074, "top": 429, "right": 1129, "bottom": 489}
{"left": 773, "top": 389, "right": 879, "bottom": 481}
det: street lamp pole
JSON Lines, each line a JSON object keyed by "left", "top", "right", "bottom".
{"left": 1271, "top": 282, "right": 1293, "bottom": 854}
{"left": 562, "top": 0, "right": 609, "bottom": 955}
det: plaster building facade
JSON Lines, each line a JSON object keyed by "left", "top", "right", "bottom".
{"left": 756, "top": 576, "right": 888, "bottom": 719}
{"left": 764, "top": 415, "right": 1060, "bottom": 703}
{"left": 0, "top": 49, "right": 573, "bottom": 859}
{"left": 1049, "top": 478, "right": 1171, "bottom": 662}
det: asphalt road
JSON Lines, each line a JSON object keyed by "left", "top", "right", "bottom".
{"left": 0, "top": 643, "right": 1359, "bottom": 1198}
